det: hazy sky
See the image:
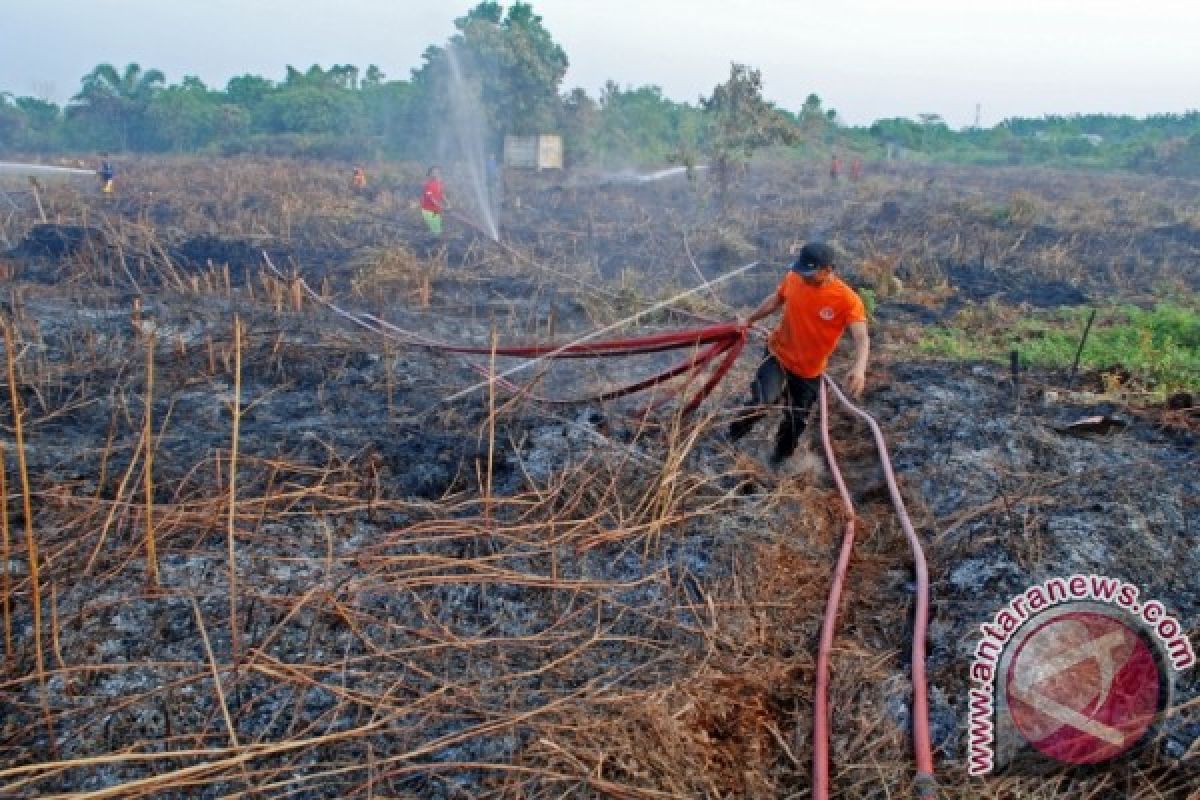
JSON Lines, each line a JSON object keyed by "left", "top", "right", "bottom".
{"left": 2, "top": 0, "right": 1197, "bottom": 128}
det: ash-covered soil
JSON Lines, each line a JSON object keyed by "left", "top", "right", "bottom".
{"left": 0, "top": 157, "right": 1197, "bottom": 798}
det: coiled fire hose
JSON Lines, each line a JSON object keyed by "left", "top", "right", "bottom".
{"left": 816, "top": 376, "right": 935, "bottom": 799}
{"left": 266, "top": 256, "right": 934, "bottom": 792}
{"left": 265, "top": 254, "right": 752, "bottom": 411}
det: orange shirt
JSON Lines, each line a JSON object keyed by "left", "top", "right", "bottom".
{"left": 767, "top": 272, "right": 866, "bottom": 378}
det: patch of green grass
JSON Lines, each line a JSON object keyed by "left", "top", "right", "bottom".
{"left": 918, "top": 301, "right": 1200, "bottom": 394}
{"left": 917, "top": 327, "right": 988, "bottom": 361}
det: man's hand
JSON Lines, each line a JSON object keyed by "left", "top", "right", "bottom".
{"left": 846, "top": 367, "right": 866, "bottom": 399}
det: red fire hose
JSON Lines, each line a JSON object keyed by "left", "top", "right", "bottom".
{"left": 265, "top": 255, "right": 750, "bottom": 411}
{"left": 437, "top": 322, "right": 747, "bottom": 410}
{"left": 815, "top": 377, "right": 935, "bottom": 799}
{"left": 267, "top": 255, "right": 934, "bottom": 792}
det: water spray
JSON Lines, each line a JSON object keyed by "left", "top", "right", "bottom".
{"left": 0, "top": 162, "right": 96, "bottom": 182}
{"left": 443, "top": 45, "right": 499, "bottom": 241}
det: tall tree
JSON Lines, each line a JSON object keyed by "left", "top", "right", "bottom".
{"left": 591, "top": 82, "right": 689, "bottom": 165}
{"left": 362, "top": 65, "right": 386, "bottom": 88}
{"left": 361, "top": 75, "right": 415, "bottom": 147}
{"left": 558, "top": 87, "right": 599, "bottom": 164}
{"left": 16, "top": 96, "right": 61, "bottom": 135}
{"left": 68, "top": 62, "right": 166, "bottom": 150}
{"left": 225, "top": 74, "right": 275, "bottom": 107}
{"left": 0, "top": 94, "right": 62, "bottom": 151}
{"left": 409, "top": 2, "right": 568, "bottom": 154}
{"left": 147, "top": 76, "right": 243, "bottom": 151}
{"left": 700, "top": 63, "right": 797, "bottom": 208}
{"left": 263, "top": 65, "right": 367, "bottom": 135}
{"left": 259, "top": 86, "right": 364, "bottom": 135}
{"left": 283, "top": 64, "right": 360, "bottom": 91}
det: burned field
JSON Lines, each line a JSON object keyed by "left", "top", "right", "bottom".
{"left": 0, "top": 157, "right": 1197, "bottom": 798}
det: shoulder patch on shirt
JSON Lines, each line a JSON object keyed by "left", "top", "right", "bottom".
{"left": 818, "top": 306, "right": 835, "bottom": 321}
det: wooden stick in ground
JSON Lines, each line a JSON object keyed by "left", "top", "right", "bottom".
{"left": 1067, "top": 308, "right": 1097, "bottom": 390}
{"left": 227, "top": 316, "right": 243, "bottom": 662}
{"left": 143, "top": 330, "right": 160, "bottom": 588}
{"left": 3, "top": 321, "right": 53, "bottom": 752}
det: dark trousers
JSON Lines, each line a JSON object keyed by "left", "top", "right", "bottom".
{"left": 729, "top": 352, "right": 821, "bottom": 463}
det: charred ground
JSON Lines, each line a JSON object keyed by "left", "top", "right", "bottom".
{"left": 0, "top": 156, "right": 1197, "bottom": 798}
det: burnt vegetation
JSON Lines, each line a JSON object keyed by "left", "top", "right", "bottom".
{"left": 0, "top": 152, "right": 1195, "bottom": 799}
{"left": 1, "top": 3, "right": 1199, "bottom": 798}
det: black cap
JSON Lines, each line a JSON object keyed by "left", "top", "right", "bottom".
{"left": 791, "top": 242, "right": 836, "bottom": 276}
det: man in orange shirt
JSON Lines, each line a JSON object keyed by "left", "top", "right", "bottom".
{"left": 729, "top": 242, "right": 870, "bottom": 465}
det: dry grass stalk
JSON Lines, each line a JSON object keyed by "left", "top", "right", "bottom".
{"left": 289, "top": 268, "right": 303, "bottom": 312}
{"left": 189, "top": 595, "right": 239, "bottom": 748}
{"left": 3, "top": 320, "right": 54, "bottom": 753}
{"left": 83, "top": 422, "right": 145, "bottom": 574}
{"left": 142, "top": 330, "right": 159, "bottom": 588}
{"left": 227, "top": 315, "right": 243, "bottom": 662}
{"left": 418, "top": 273, "right": 432, "bottom": 307}
{"left": 0, "top": 440, "right": 11, "bottom": 666}
{"left": 28, "top": 179, "right": 47, "bottom": 224}
{"left": 48, "top": 581, "right": 65, "bottom": 672}
{"left": 485, "top": 327, "right": 498, "bottom": 525}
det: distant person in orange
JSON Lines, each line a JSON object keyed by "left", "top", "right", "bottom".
{"left": 850, "top": 157, "right": 862, "bottom": 181}
{"left": 829, "top": 154, "right": 841, "bottom": 184}
{"left": 351, "top": 165, "right": 367, "bottom": 192}
{"left": 420, "top": 166, "right": 446, "bottom": 236}
{"left": 729, "top": 242, "right": 869, "bottom": 466}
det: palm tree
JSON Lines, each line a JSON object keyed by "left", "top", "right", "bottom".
{"left": 77, "top": 63, "right": 166, "bottom": 103}
{"left": 70, "top": 62, "right": 166, "bottom": 150}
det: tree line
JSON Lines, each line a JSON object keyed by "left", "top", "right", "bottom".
{"left": 2, "top": 1, "right": 1199, "bottom": 176}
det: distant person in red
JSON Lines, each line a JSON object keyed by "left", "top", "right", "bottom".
{"left": 420, "top": 166, "right": 446, "bottom": 236}
{"left": 829, "top": 154, "right": 841, "bottom": 184}
{"left": 850, "top": 157, "right": 862, "bottom": 182}
{"left": 351, "top": 165, "right": 367, "bottom": 192}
